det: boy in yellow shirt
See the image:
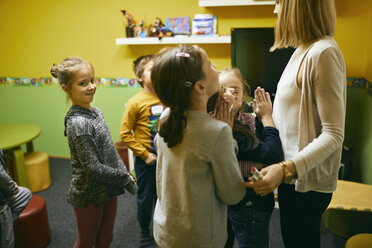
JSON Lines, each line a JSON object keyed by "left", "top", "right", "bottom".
{"left": 120, "top": 54, "right": 164, "bottom": 247}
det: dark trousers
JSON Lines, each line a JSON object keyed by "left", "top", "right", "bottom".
{"left": 134, "top": 156, "right": 157, "bottom": 230}
{"left": 278, "top": 184, "right": 332, "bottom": 248}
{"left": 225, "top": 217, "right": 235, "bottom": 248}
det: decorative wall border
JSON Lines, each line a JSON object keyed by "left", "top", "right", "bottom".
{"left": 1, "top": 76, "right": 370, "bottom": 94}
{"left": 347, "top": 77, "right": 372, "bottom": 97}
{"left": 0, "top": 77, "right": 140, "bottom": 88}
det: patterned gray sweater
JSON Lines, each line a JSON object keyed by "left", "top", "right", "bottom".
{"left": 64, "top": 105, "right": 135, "bottom": 207}
{"left": 0, "top": 149, "right": 17, "bottom": 207}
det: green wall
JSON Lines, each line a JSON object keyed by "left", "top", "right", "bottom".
{"left": 344, "top": 88, "right": 372, "bottom": 184}
{"left": 0, "top": 86, "right": 140, "bottom": 157}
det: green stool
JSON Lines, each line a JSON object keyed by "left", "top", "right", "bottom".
{"left": 323, "top": 209, "right": 372, "bottom": 238}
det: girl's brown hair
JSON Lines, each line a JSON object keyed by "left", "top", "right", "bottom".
{"left": 151, "top": 45, "right": 204, "bottom": 148}
{"left": 133, "top": 54, "right": 154, "bottom": 87}
{"left": 219, "top": 68, "right": 258, "bottom": 150}
{"left": 271, "top": 0, "right": 336, "bottom": 51}
{"left": 50, "top": 57, "right": 94, "bottom": 89}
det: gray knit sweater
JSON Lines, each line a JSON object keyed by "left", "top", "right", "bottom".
{"left": 64, "top": 105, "right": 136, "bottom": 207}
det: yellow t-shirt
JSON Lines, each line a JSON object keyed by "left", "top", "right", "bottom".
{"left": 120, "top": 90, "right": 164, "bottom": 160}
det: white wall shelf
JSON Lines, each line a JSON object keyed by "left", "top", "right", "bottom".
{"left": 199, "top": 0, "right": 276, "bottom": 7}
{"left": 116, "top": 35, "right": 231, "bottom": 45}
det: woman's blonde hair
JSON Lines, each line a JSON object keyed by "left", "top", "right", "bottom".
{"left": 271, "top": 0, "right": 336, "bottom": 51}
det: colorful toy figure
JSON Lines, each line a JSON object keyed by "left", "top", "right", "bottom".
{"left": 148, "top": 17, "right": 173, "bottom": 37}
{"left": 148, "top": 18, "right": 163, "bottom": 37}
{"left": 121, "top": 10, "right": 136, "bottom": 37}
{"left": 138, "top": 21, "right": 148, "bottom": 38}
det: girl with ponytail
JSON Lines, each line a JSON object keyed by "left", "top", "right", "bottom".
{"left": 150, "top": 45, "right": 246, "bottom": 248}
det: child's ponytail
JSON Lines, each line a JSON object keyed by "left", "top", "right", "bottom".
{"left": 152, "top": 45, "right": 204, "bottom": 148}
{"left": 158, "top": 106, "right": 187, "bottom": 147}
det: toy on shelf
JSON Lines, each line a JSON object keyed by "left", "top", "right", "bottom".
{"left": 148, "top": 18, "right": 162, "bottom": 37}
{"left": 121, "top": 10, "right": 136, "bottom": 37}
{"left": 138, "top": 21, "right": 148, "bottom": 38}
{"left": 149, "top": 18, "right": 173, "bottom": 38}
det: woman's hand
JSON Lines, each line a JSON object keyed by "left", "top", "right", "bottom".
{"left": 251, "top": 87, "right": 275, "bottom": 127}
{"left": 244, "top": 163, "right": 284, "bottom": 196}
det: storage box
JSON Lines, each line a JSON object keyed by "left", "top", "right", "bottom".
{"left": 192, "top": 14, "right": 217, "bottom": 36}
{"left": 165, "top": 17, "right": 191, "bottom": 35}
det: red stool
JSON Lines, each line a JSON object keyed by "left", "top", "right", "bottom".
{"left": 14, "top": 195, "right": 51, "bottom": 248}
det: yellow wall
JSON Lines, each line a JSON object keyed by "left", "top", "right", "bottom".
{"left": 1, "top": 0, "right": 370, "bottom": 79}
{"left": 364, "top": 5, "right": 372, "bottom": 81}
{"left": 334, "top": 0, "right": 371, "bottom": 78}
{"left": 0, "top": 0, "right": 276, "bottom": 78}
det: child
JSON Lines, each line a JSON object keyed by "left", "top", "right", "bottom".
{"left": 151, "top": 45, "right": 246, "bottom": 248}
{"left": 217, "top": 68, "right": 284, "bottom": 248}
{"left": 119, "top": 54, "right": 164, "bottom": 248}
{"left": 0, "top": 148, "right": 32, "bottom": 248}
{"left": 51, "top": 57, "right": 137, "bottom": 248}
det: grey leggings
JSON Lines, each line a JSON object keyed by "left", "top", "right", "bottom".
{"left": 0, "top": 186, "right": 32, "bottom": 248}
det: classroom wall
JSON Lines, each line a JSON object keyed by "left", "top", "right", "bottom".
{"left": 364, "top": 6, "right": 372, "bottom": 81}
{"left": 344, "top": 89, "right": 372, "bottom": 184}
{"left": 0, "top": 0, "right": 369, "bottom": 79}
{"left": 337, "top": 0, "right": 372, "bottom": 184}
{"left": 342, "top": 5, "right": 372, "bottom": 184}
{"left": 0, "top": 87, "right": 140, "bottom": 158}
{"left": 0, "top": 0, "right": 371, "bottom": 183}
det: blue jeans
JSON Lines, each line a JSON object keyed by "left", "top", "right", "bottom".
{"left": 228, "top": 203, "right": 272, "bottom": 248}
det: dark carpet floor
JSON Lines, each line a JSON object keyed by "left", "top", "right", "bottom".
{"left": 34, "top": 158, "right": 347, "bottom": 248}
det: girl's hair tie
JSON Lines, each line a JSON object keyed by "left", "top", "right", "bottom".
{"left": 176, "top": 52, "right": 190, "bottom": 58}
{"left": 184, "top": 81, "right": 193, "bottom": 87}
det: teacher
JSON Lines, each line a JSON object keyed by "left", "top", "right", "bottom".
{"left": 245, "top": 1, "right": 346, "bottom": 248}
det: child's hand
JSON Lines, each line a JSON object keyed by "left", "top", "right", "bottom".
{"left": 214, "top": 93, "right": 234, "bottom": 128}
{"left": 124, "top": 172, "right": 138, "bottom": 195}
{"left": 145, "top": 153, "right": 157, "bottom": 165}
{"left": 251, "top": 87, "right": 275, "bottom": 127}
{"left": 13, "top": 181, "right": 19, "bottom": 194}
